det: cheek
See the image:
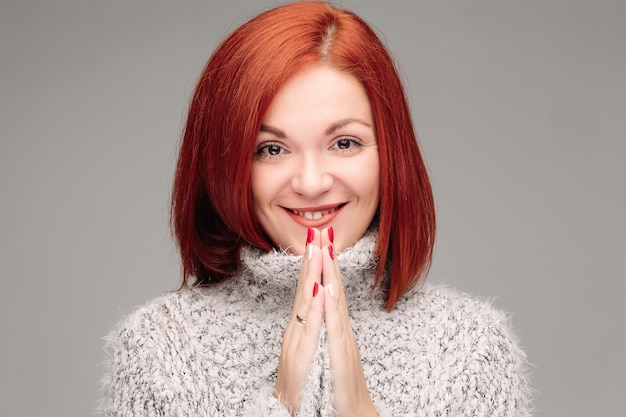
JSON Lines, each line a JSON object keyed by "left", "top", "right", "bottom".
{"left": 250, "top": 168, "right": 269, "bottom": 218}
{"left": 357, "top": 157, "right": 380, "bottom": 201}
{"left": 366, "top": 167, "right": 380, "bottom": 196}
{"left": 251, "top": 165, "right": 286, "bottom": 217}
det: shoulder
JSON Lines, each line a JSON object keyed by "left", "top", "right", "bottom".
{"left": 399, "top": 283, "right": 528, "bottom": 362}
{"left": 398, "top": 283, "right": 533, "bottom": 415}
{"left": 111, "top": 289, "right": 198, "bottom": 330}
{"left": 399, "top": 283, "right": 516, "bottom": 331}
{"left": 358, "top": 282, "right": 527, "bottom": 362}
{"left": 100, "top": 288, "right": 229, "bottom": 414}
{"left": 104, "top": 287, "right": 225, "bottom": 355}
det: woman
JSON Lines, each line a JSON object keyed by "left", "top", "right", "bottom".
{"left": 102, "top": 2, "right": 531, "bottom": 416}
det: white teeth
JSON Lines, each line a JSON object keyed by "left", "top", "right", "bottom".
{"left": 293, "top": 207, "right": 339, "bottom": 220}
{"left": 304, "top": 212, "right": 322, "bottom": 220}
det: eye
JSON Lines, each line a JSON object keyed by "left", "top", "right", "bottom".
{"left": 331, "top": 137, "right": 361, "bottom": 152}
{"left": 255, "top": 143, "right": 287, "bottom": 160}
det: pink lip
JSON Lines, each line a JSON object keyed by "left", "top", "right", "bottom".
{"left": 288, "top": 203, "right": 343, "bottom": 212}
{"left": 281, "top": 203, "right": 347, "bottom": 228}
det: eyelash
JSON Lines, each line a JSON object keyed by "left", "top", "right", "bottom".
{"left": 331, "top": 137, "right": 362, "bottom": 152}
{"left": 254, "top": 137, "right": 362, "bottom": 160}
{"left": 255, "top": 143, "right": 286, "bottom": 160}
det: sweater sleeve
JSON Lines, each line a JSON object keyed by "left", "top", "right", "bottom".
{"left": 100, "top": 301, "right": 293, "bottom": 417}
{"left": 242, "top": 386, "right": 291, "bottom": 417}
{"left": 100, "top": 310, "right": 210, "bottom": 417}
{"left": 451, "top": 307, "right": 533, "bottom": 417}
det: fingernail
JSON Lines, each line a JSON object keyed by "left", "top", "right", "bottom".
{"left": 308, "top": 244, "right": 314, "bottom": 260}
{"left": 306, "top": 227, "right": 314, "bottom": 245}
{"left": 328, "top": 226, "right": 334, "bottom": 243}
{"left": 328, "top": 245, "right": 334, "bottom": 260}
{"left": 313, "top": 282, "right": 319, "bottom": 297}
{"left": 327, "top": 283, "right": 335, "bottom": 298}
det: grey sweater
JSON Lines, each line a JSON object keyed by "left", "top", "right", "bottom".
{"left": 101, "top": 231, "right": 531, "bottom": 416}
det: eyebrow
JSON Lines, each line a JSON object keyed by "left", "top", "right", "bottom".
{"left": 259, "top": 124, "right": 286, "bottom": 138}
{"left": 325, "top": 118, "right": 372, "bottom": 135}
{"left": 259, "top": 118, "right": 372, "bottom": 138}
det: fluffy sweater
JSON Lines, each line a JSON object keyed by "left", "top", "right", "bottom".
{"left": 101, "top": 231, "right": 531, "bottom": 416}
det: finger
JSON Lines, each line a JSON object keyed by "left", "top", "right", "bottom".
{"left": 275, "top": 236, "right": 323, "bottom": 403}
{"left": 274, "top": 229, "right": 327, "bottom": 413}
{"left": 322, "top": 226, "right": 342, "bottom": 282}
{"left": 299, "top": 275, "right": 325, "bottom": 339}
{"left": 324, "top": 274, "right": 343, "bottom": 337}
{"left": 322, "top": 243, "right": 355, "bottom": 345}
{"left": 322, "top": 244, "right": 349, "bottom": 327}
{"left": 291, "top": 270, "right": 324, "bottom": 365}
{"left": 320, "top": 225, "right": 334, "bottom": 248}
{"left": 293, "top": 228, "right": 317, "bottom": 296}
{"left": 319, "top": 229, "right": 375, "bottom": 415}
{"left": 293, "top": 244, "right": 323, "bottom": 325}
{"left": 292, "top": 228, "right": 321, "bottom": 315}
{"left": 321, "top": 242, "right": 344, "bottom": 307}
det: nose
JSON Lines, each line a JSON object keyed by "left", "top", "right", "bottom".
{"left": 290, "top": 154, "right": 333, "bottom": 197}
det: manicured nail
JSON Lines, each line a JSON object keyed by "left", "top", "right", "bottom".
{"left": 327, "top": 283, "right": 335, "bottom": 298}
{"left": 313, "top": 282, "right": 319, "bottom": 297}
{"left": 328, "top": 226, "right": 334, "bottom": 243}
{"left": 308, "top": 244, "right": 314, "bottom": 260}
{"left": 328, "top": 245, "right": 334, "bottom": 260}
{"left": 306, "top": 227, "right": 314, "bottom": 245}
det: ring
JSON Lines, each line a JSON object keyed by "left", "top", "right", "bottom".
{"left": 296, "top": 314, "right": 307, "bottom": 324}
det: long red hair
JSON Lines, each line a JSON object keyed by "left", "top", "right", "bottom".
{"left": 171, "top": 1, "right": 435, "bottom": 310}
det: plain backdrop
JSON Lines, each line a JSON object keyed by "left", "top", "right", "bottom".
{"left": 1, "top": 1, "right": 624, "bottom": 416}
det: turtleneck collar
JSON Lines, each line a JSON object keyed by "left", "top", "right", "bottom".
{"left": 238, "top": 228, "right": 384, "bottom": 307}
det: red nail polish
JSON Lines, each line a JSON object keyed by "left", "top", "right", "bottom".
{"left": 306, "top": 227, "right": 314, "bottom": 245}
{"left": 313, "top": 282, "right": 319, "bottom": 297}
{"left": 328, "top": 245, "right": 334, "bottom": 260}
{"left": 328, "top": 226, "right": 334, "bottom": 243}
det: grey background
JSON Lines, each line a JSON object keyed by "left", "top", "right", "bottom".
{"left": 1, "top": 0, "right": 624, "bottom": 416}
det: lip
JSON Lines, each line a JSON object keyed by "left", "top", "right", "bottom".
{"left": 282, "top": 203, "right": 347, "bottom": 227}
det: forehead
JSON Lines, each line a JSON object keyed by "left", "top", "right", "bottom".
{"left": 262, "top": 65, "right": 373, "bottom": 127}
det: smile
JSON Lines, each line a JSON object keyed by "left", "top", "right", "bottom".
{"left": 291, "top": 206, "right": 340, "bottom": 220}
{"left": 284, "top": 203, "right": 347, "bottom": 224}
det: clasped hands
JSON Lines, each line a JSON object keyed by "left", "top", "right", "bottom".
{"left": 274, "top": 227, "right": 377, "bottom": 417}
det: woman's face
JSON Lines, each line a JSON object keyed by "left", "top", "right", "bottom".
{"left": 251, "top": 65, "right": 380, "bottom": 255}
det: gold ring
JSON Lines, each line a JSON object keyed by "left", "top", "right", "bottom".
{"left": 296, "top": 314, "right": 306, "bottom": 324}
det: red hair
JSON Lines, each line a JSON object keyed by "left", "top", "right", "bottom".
{"left": 171, "top": 1, "right": 435, "bottom": 310}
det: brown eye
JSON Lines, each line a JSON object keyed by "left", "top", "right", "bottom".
{"left": 337, "top": 138, "right": 352, "bottom": 149}
{"left": 255, "top": 143, "right": 287, "bottom": 159}
{"left": 331, "top": 137, "right": 361, "bottom": 152}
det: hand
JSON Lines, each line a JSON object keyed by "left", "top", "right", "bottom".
{"left": 274, "top": 228, "right": 325, "bottom": 414}
{"left": 274, "top": 227, "right": 377, "bottom": 416}
{"left": 321, "top": 227, "right": 378, "bottom": 417}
